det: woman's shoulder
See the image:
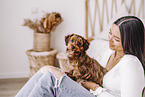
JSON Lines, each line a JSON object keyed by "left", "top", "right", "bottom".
{"left": 121, "top": 54, "right": 141, "bottom": 65}
{"left": 119, "top": 55, "right": 145, "bottom": 95}
{"left": 121, "top": 54, "right": 140, "bottom": 62}
{"left": 120, "top": 54, "right": 144, "bottom": 74}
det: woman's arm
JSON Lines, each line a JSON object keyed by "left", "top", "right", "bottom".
{"left": 120, "top": 57, "right": 144, "bottom": 97}
{"left": 81, "top": 81, "right": 119, "bottom": 97}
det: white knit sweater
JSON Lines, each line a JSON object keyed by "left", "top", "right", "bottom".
{"left": 90, "top": 50, "right": 144, "bottom": 97}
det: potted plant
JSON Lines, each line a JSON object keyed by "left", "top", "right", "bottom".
{"left": 23, "top": 12, "right": 63, "bottom": 51}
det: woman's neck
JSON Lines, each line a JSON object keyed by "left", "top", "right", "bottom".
{"left": 105, "top": 50, "right": 124, "bottom": 71}
{"left": 114, "top": 50, "right": 124, "bottom": 59}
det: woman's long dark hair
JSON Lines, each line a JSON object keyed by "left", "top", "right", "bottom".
{"left": 114, "top": 16, "right": 145, "bottom": 71}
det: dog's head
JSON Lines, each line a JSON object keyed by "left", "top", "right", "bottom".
{"left": 65, "top": 34, "right": 90, "bottom": 59}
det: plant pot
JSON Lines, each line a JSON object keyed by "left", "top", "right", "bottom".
{"left": 26, "top": 48, "right": 58, "bottom": 78}
{"left": 33, "top": 33, "right": 50, "bottom": 51}
{"left": 56, "top": 52, "right": 73, "bottom": 72}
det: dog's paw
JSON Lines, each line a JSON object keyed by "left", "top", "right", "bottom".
{"left": 65, "top": 71, "right": 78, "bottom": 81}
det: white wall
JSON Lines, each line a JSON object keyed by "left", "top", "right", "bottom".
{"left": 0, "top": 0, "right": 144, "bottom": 79}
{"left": 0, "top": 0, "right": 85, "bottom": 79}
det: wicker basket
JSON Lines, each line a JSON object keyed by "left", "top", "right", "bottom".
{"left": 26, "top": 49, "right": 57, "bottom": 78}
{"left": 56, "top": 52, "right": 73, "bottom": 72}
{"left": 33, "top": 33, "right": 51, "bottom": 51}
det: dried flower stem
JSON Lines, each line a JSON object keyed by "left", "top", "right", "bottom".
{"left": 23, "top": 12, "right": 63, "bottom": 33}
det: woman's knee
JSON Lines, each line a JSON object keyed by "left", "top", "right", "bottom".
{"left": 41, "top": 65, "right": 65, "bottom": 79}
{"left": 41, "top": 65, "right": 56, "bottom": 73}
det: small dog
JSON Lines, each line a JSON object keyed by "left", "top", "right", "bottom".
{"left": 65, "top": 34, "right": 107, "bottom": 86}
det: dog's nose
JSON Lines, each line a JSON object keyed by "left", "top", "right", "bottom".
{"left": 72, "top": 46, "right": 75, "bottom": 49}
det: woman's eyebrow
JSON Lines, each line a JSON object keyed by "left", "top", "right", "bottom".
{"left": 114, "top": 36, "right": 120, "bottom": 39}
{"left": 110, "top": 29, "right": 120, "bottom": 39}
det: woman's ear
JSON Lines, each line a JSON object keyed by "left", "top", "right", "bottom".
{"left": 83, "top": 38, "right": 90, "bottom": 51}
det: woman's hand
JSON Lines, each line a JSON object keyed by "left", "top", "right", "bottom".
{"left": 81, "top": 81, "right": 100, "bottom": 90}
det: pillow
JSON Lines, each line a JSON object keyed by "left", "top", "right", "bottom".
{"left": 142, "top": 18, "right": 145, "bottom": 26}
{"left": 87, "top": 38, "right": 109, "bottom": 64}
{"left": 95, "top": 2, "right": 129, "bottom": 40}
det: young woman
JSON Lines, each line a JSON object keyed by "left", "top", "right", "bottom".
{"left": 15, "top": 16, "right": 145, "bottom": 97}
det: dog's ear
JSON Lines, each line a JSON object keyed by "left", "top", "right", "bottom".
{"left": 65, "top": 35, "right": 70, "bottom": 46}
{"left": 83, "top": 38, "right": 90, "bottom": 51}
{"left": 65, "top": 34, "right": 74, "bottom": 46}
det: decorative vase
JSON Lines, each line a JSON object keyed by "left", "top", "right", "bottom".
{"left": 33, "top": 33, "right": 50, "bottom": 51}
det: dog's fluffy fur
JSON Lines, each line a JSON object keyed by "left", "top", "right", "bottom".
{"left": 65, "top": 34, "right": 107, "bottom": 85}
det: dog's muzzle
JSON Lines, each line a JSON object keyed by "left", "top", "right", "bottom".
{"left": 67, "top": 49, "right": 81, "bottom": 58}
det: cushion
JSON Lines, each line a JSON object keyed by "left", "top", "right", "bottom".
{"left": 142, "top": 18, "right": 145, "bottom": 26}
{"left": 87, "top": 38, "right": 109, "bottom": 64}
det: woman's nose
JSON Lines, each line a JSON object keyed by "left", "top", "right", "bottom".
{"left": 108, "top": 35, "right": 113, "bottom": 42}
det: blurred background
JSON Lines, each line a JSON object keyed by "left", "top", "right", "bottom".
{"left": 0, "top": 0, "right": 85, "bottom": 79}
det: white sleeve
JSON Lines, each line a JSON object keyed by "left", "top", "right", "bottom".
{"left": 90, "top": 87, "right": 120, "bottom": 97}
{"left": 90, "top": 56, "right": 144, "bottom": 97}
{"left": 120, "top": 57, "right": 144, "bottom": 97}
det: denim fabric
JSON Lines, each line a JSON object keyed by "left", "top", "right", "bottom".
{"left": 15, "top": 70, "right": 43, "bottom": 97}
{"left": 56, "top": 75, "right": 95, "bottom": 97}
{"left": 15, "top": 69, "right": 95, "bottom": 97}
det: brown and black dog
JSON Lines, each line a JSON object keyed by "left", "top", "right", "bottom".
{"left": 65, "top": 34, "right": 107, "bottom": 86}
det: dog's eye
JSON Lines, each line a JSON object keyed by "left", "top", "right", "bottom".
{"left": 77, "top": 42, "right": 81, "bottom": 45}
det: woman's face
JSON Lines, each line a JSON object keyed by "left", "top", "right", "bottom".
{"left": 108, "top": 24, "right": 123, "bottom": 52}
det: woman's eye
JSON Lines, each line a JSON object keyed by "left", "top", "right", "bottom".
{"left": 115, "top": 39, "right": 120, "bottom": 42}
{"left": 71, "top": 40, "right": 74, "bottom": 42}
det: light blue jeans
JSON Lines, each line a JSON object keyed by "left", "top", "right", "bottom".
{"left": 15, "top": 68, "right": 95, "bottom": 97}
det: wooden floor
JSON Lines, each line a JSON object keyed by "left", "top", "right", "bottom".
{"left": 0, "top": 78, "right": 28, "bottom": 97}
{"left": 0, "top": 78, "right": 144, "bottom": 97}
